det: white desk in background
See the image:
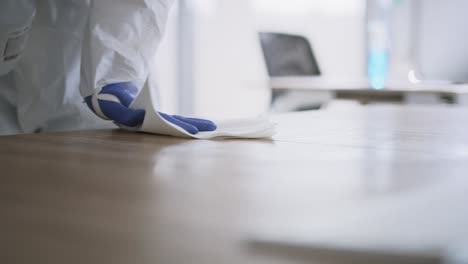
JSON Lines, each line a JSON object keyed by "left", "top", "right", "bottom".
{"left": 270, "top": 76, "right": 468, "bottom": 106}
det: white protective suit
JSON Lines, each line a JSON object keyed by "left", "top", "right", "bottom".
{"left": 0, "top": 0, "right": 172, "bottom": 135}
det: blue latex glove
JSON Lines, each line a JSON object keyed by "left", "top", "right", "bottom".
{"left": 85, "top": 82, "right": 217, "bottom": 134}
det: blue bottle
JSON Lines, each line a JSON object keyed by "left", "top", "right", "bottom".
{"left": 366, "top": 0, "right": 392, "bottom": 90}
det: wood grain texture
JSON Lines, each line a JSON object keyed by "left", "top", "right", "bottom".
{"left": 1, "top": 105, "right": 468, "bottom": 264}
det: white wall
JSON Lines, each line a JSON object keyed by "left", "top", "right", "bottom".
{"left": 191, "top": 0, "right": 271, "bottom": 119}
{"left": 415, "top": 0, "right": 468, "bottom": 82}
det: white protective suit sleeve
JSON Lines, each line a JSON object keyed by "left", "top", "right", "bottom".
{"left": 79, "top": 0, "right": 174, "bottom": 98}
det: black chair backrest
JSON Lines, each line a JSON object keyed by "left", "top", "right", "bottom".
{"left": 259, "top": 32, "right": 321, "bottom": 77}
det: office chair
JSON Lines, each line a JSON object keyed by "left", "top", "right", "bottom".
{"left": 258, "top": 32, "right": 331, "bottom": 111}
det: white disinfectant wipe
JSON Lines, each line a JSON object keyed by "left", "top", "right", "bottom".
{"left": 127, "top": 84, "right": 276, "bottom": 139}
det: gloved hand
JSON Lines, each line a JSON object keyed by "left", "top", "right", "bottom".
{"left": 84, "top": 82, "right": 217, "bottom": 134}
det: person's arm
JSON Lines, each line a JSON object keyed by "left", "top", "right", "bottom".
{"left": 80, "top": 0, "right": 171, "bottom": 98}
{"left": 80, "top": 0, "right": 216, "bottom": 133}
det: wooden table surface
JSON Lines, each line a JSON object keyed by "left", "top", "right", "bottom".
{"left": 2, "top": 105, "right": 468, "bottom": 264}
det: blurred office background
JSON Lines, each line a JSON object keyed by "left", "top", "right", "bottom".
{"left": 154, "top": 0, "right": 468, "bottom": 118}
